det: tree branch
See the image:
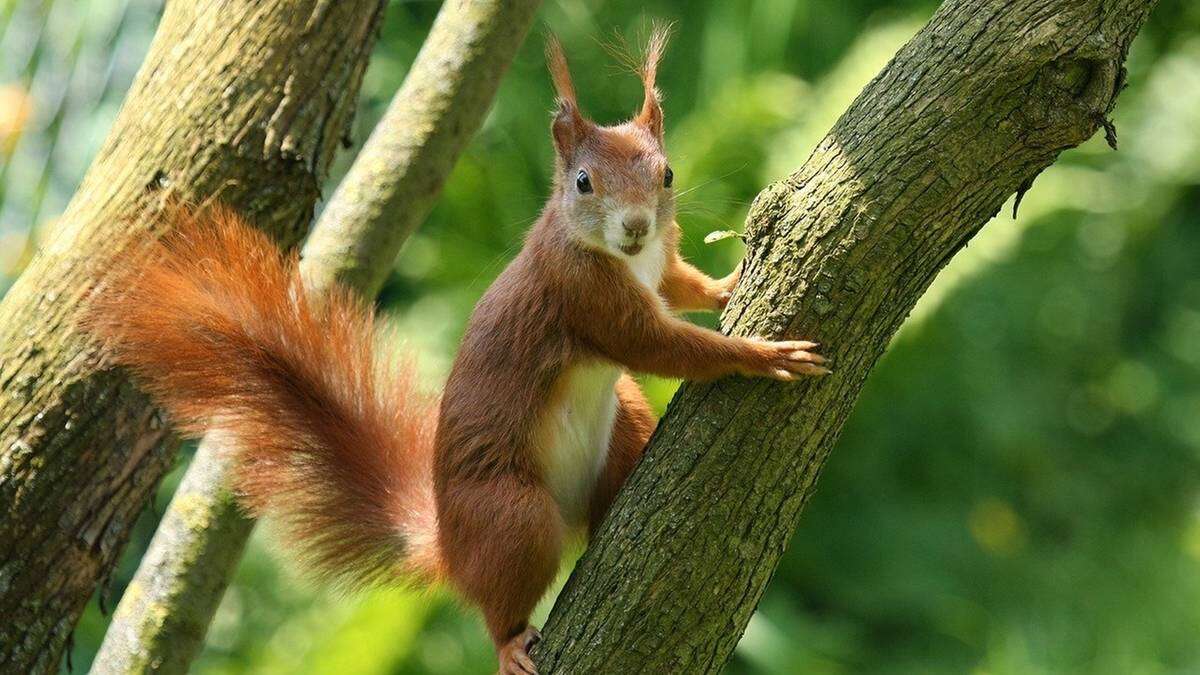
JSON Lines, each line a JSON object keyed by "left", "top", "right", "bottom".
{"left": 90, "top": 1, "right": 542, "bottom": 672}
{"left": 0, "top": 1, "right": 386, "bottom": 671}
{"left": 534, "top": 0, "right": 1158, "bottom": 672}
{"left": 301, "top": 0, "right": 544, "bottom": 297}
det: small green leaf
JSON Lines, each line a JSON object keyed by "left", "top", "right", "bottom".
{"left": 704, "top": 230, "right": 743, "bottom": 244}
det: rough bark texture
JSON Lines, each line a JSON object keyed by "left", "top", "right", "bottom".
{"left": 0, "top": 1, "right": 386, "bottom": 672}
{"left": 90, "top": 1, "right": 542, "bottom": 672}
{"left": 89, "top": 441, "right": 254, "bottom": 675}
{"left": 534, "top": 1, "right": 1158, "bottom": 672}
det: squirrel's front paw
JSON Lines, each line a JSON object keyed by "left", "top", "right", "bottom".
{"left": 714, "top": 268, "right": 741, "bottom": 309}
{"left": 716, "top": 288, "right": 734, "bottom": 309}
{"left": 747, "top": 338, "right": 830, "bottom": 380}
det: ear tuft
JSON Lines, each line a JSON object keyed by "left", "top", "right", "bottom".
{"left": 639, "top": 22, "right": 672, "bottom": 94}
{"left": 545, "top": 32, "right": 577, "bottom": 110}
{"left": 546, "top": 32, "right": 590, "bottom": 157}
{"left": 635, "top": 22, "right": 673, "bottom": 140}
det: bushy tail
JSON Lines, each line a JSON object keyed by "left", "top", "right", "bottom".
{"left": 85, "top": 206, "right": 441, "bottom": 589}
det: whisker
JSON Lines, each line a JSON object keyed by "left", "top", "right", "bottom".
{"left": 673, "top": 162, "right": 751, "bottom": 201}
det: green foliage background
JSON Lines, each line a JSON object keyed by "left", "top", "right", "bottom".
{"left": 3, "top": 0, "right": 1199, "bottom": 673}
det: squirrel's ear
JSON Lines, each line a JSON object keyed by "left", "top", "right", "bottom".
{"left": 635, "top": 24, "right": 671, "bottom": 140}
{"left": 552, "top": 104, "right": 588, "bottom": 158}
{"left": 546, "top": 33, "right": 589, "bottom": 156}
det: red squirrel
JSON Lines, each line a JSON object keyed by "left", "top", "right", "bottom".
{"left": 86, "top": 29, "right": 828, "bottom": 675}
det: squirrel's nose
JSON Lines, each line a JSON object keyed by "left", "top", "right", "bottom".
{"left": 622, "top": 217, "right": 649, "bottom": 238}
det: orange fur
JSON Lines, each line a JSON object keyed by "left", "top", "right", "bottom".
{"left": 84, "top": 207, "right": 440, "bottom": 590}
{"left": 84, "top": 31, "right": 827, "bottom": 675}
{"left": 662, "top": 249, "right": 739, "bottom": 312}
{"left": 544, "top": 33, "right": 577, "bottom": 109}
{"left": 636, "top": 23, "right": 672, "bottom": 138}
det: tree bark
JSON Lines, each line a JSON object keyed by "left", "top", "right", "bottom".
{"left": 533, "top": 0, "right": 1158, "bottom": 672}
{"left": 0, "top": 1, "right": 385, "bottom": 672}
{"left": 90, "top": 1, "right": 542, "bottom": 672}
{"left": 88, "top": 440, "right": 254, "bottom": 675}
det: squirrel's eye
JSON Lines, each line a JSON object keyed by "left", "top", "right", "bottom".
{"left": 576, "top": 169, "right": 593, "bottom": 194}
{"left": 663, "top": 166, "right": 674, "bottom": 188}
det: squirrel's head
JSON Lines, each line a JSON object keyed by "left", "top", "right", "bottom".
{"left": 546, "top": 28, "right": 673, "bottom": 258}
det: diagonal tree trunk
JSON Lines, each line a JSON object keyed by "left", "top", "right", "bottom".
{"left": 0, "top": 2, "right": 386, "bottom": 672}
{"left": 534, "top": 0, "right": 1158, "bottom": 672}
{"left": 90, "top": 1, "right": 542, "bottom": 671}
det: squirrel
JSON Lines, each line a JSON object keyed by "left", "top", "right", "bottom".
{"left": 85, "top": 28, "right": 828, "bottom": 675}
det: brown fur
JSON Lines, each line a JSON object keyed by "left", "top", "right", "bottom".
{"left": 83, "top": 29, "right": 826, "bottom": 675}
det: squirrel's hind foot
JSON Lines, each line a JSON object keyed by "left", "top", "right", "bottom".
{"left": 497, "top": 626, "right": 541, "bottom": 675}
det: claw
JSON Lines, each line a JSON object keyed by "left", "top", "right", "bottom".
{"left": 497, "top": 626, "right": 542, "bottom": 675}
{"left": 787, "top": 349, "right": 826, "bottom": 364}
{"left": 753, "top": 337, "right": 831, "bottom": 380}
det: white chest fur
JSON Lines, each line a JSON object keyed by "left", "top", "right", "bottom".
{"left": 624, "top": 236, "right": 668, "bottom": 292}
{"left": 537, "top": 238, "right": 666, "bottom": 525}
{"left": 537, "top": 362, "right": 621, "bottom": 526}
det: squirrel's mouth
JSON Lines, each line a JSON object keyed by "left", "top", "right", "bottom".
{"left": 619, "top": 242, "right": 643, "bottom": 256}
